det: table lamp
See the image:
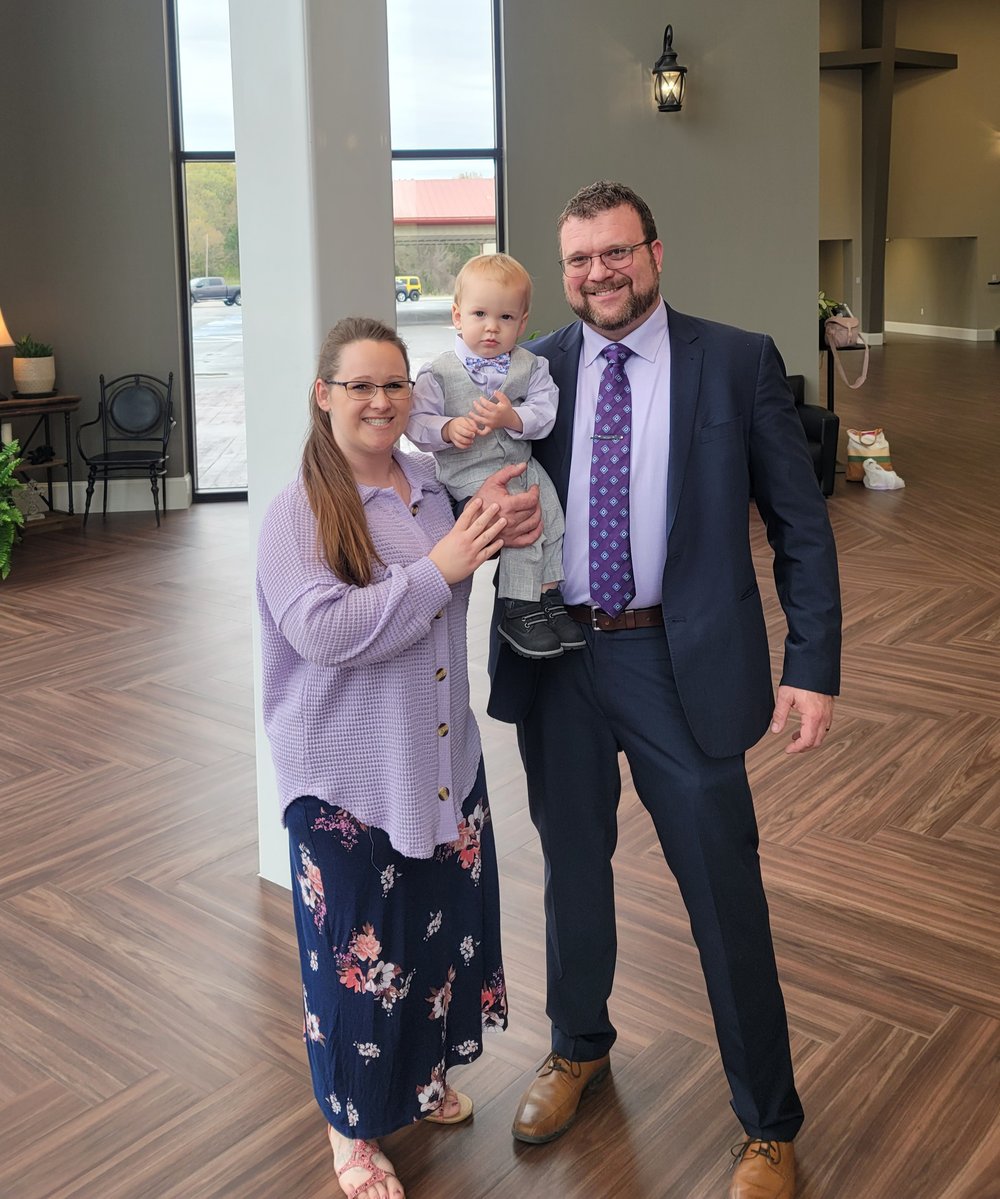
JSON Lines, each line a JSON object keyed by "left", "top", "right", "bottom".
{"left": 0, "top": 307, "right": 12, "bottom": 400}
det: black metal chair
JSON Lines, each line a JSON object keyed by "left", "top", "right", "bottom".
{"left": 76, "top": 372, "right": 175, "bottom": 526}
{"left": 786, "top": 374, "right": 839, "bottom": 497}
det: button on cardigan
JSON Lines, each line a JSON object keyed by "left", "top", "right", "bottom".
{"left": 256, "top": 451, "right": 481, "bottom": 858}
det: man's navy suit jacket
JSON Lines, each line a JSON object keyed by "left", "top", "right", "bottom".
{"left": 486, "top": 304, "right": 842, "bottom": 758}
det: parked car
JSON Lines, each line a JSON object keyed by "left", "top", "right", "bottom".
{"left": 395, "top": 274, "right": 421, "bottom": 302}
{"left": 190, "top": 276, "right": 242, "bottom": 305}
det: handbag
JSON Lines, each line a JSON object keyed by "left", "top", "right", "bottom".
{"left": 845, "top": 427, "right": 892, "bottom": 482}
{"left": 824, "top": 314, "right": 869, "bottom": 390}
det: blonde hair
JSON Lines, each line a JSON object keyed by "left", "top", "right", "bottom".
{"left": 302, "top": 317, "right": 410, "bottom": 587}
{"left": 453, "top": 252, "right": 532, "bottom": 312}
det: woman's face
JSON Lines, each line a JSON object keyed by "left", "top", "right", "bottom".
{"left": 314, "top": 339, "right": 411, "bottom": 469}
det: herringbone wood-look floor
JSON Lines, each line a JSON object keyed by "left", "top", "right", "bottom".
{"left": 1, "top": 334, "right": 997, "bottom": 1198}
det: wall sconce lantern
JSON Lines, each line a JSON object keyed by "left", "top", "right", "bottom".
{"left": 652, "top": 24, "right": 687, "bottom": 112}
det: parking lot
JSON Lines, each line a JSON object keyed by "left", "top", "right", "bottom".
{"left": 191, "top": 298, "right": 456, "bottom": 491}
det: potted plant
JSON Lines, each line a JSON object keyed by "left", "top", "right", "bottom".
{"left": 12, "top": 334, "right": 56, "bottom": 396}
{"left": 0, "top": 439, "right": 26, "bottom": 579}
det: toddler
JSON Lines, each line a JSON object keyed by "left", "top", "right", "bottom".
{"left": 407, "top": 253, "right": 583, "bottom": 658}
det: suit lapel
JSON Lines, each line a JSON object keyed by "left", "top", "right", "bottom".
{"left": 541, "top": 322, "right": 583, "bottom": 506}
{"left": 665, "top": 307, "right": 704, "bottom": 543}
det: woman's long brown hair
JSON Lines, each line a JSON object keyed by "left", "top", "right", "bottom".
{"left": 301, "top": 317, "right": 410, "bottom": 586}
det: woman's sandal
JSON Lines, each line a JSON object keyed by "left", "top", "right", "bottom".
{"left": 424, "top": 1088, "right": 474, "bottom": 1125}
{"left": 335, "top": 1137, "right": 399, "bottom": 1199}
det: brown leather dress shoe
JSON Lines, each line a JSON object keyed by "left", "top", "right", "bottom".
{"left": 729, "top": 1139, "right": 796, "bottom": 1198}
{"left": 511, "top": 1052, "right": 611, "bottom": 1144}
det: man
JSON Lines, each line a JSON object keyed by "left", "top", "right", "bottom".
{"left": 485, "top": 181, "right": 841, "bottom": 1199}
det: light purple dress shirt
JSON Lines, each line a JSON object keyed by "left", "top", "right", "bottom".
{"left": 256, "top": 450, "right": 481, "bottom": 859}
{"left": 562, "top": 300, "right": 672, "bottom": 608}
{"left": 406, "top": 335, "right": 559, "bottom": 450}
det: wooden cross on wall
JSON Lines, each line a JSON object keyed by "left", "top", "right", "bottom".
{"left": 821, "top": 0, "right": 956, "bottom": 335}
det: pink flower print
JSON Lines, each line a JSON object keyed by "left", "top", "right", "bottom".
{"left": 482, "top": 968, "right": 508, "bottom": 1029}
{"left": 438, "top": 803, "right": 489, "bottom": 883}
{"left": 427, "top": 965, "right": 456, "bottom": 1020}
{"left": 351, "top": 923, "right": 382, "bottom": 963}
{"left": 312, "top": 806, "right": 366, "bottom": 851}
{"left": 305, "top": 859, "right": 324, "bottom": 900}
{"left": 415, "top": 1060, "right": 447, "bottom": 1114}
{"left": 366, "top": 960, "right": 402, "bottom": 999}
{"left": 296, "top": 844, "right": 327, "bottom": 928}
{"left": 302, "top": 987, "right": 325, "bottom": 1043}
{"left": 338, "top": 962, "right": 366, "bottom": 994}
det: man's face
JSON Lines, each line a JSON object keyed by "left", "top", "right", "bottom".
{"left": 559, "top": 204, "right": 663, "bottom": 340}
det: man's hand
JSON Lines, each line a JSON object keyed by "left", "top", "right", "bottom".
{"left": 473, "top": 462, "right": 542, "bottom": 549}
{"left": 771, "top": 686, "right": 834, "bottom": 754}
{"left": 443, "top": 416, "right": 478, "bottom": 449}
{"left": 470, "top": 390, "right": 523, "bottom": 434}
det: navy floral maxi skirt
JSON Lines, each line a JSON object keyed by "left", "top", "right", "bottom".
{"left": 285, "top": 758, "right": 507, "bottom": 1140}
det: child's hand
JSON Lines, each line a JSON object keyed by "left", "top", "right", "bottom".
{"left": 471, "top": 390, "right": 523, "bottom": 433}
{"left": 443, "top": 416, "right": 478, "bottom": 449}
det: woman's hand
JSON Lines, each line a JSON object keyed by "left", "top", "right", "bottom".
{"left": 429, "top": 498, "right": 507, "bottom": 584}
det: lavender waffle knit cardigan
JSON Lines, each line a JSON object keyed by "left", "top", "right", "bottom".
{"left": 256, "top": 451, "right": 482, "bottom": 858}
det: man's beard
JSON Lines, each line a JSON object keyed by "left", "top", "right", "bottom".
{"left": 567, "top": 275, "right": 661, "bottom": 332}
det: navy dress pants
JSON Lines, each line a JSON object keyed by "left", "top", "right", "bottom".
{"left": 515, "top": 623, "right": 803, "bottom": 1141}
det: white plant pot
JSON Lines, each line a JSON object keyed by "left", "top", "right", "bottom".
{"left": 13, "top": 355, "right": 56, "bottom": 395}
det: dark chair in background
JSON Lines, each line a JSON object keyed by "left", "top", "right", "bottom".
{"left": 76, "top": 372, "right": 175, "bottom": 526}
{"left": 787, "top": 373, "right": 839, "bottom": 497}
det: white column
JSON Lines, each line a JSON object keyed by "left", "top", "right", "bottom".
{"left": 229, "top": 0, "right": 396, "bottom": 885}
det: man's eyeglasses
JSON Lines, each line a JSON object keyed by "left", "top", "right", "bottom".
{"left": 324, "top": 379, "right": 415, "bottom": 401}
{"left": 559, "top": 240, "right": 654, "bottom": 278}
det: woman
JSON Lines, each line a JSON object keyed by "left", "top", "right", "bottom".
{"left": 257, "top": 317, "right": 509, "bottom": 1199}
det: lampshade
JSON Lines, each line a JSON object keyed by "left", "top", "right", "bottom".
{"left": 0, "top": 308, "right": 12, "bottom": 349}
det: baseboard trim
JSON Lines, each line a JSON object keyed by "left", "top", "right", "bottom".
{"left": 51, "top": 474, "right": 193, "bottom": 515}
{"left": 884, "top": 321, "right": 994, "bottom": 342}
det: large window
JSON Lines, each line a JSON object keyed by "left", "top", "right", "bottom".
{"left": 387, "top": 0, "right": 503, "bottom": 373}
{"left": 168, "top": 1, "right": 502, "bottom": 491}
{"left": 171, "top": 0, "right": 246, "bottom": 494}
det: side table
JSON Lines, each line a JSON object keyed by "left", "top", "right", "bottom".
{"left": 0, "top": 393, "right": 83, "bottom": 530}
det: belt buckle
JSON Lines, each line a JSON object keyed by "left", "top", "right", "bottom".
{"left": 590, "top": 607, "right": 603, "bottom": 631}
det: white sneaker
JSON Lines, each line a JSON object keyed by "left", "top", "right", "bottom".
{"left": 862, "top": 457, "right": 905, "bottom": 490}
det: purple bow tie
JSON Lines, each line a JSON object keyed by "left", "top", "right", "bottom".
{"left": 465, "top": 352, "right": 511, "bottom": 375}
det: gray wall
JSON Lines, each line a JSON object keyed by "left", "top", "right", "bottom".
{"left": 502, "top": 0, "right": 820, "bottom": 388}
{"left": 886, "top": 238, "right": 977, "bottom": 329}
{"left": 819, "top": 0, "right": 1000, "bottom": 336}
{"left": 0, "top": 0, "right": 185, "bottom": 478}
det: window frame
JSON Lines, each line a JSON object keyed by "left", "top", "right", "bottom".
{"left": 166, "top": 0, "right": 246, "bottom": 503}
{"left": 390, "top": 0, "right": 506, "bottom": 252}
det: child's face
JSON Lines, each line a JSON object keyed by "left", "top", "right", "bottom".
{"left": 452, "top": 277, "right": 529, "bottom": 358}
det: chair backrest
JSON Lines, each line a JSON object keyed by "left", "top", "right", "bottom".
{"left": 785, "top": 374, "right": 806, "bottom": 407}
{"left": 99, "top": 373, "right": 174, "bottom": 452}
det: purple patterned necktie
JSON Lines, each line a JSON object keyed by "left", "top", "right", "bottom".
{"left": 589, "top": 344, "right": 635, "bottom": 615}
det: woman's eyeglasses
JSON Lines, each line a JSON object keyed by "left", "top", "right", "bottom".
{"left": 324, "top": 380, "right": 415, "bottom": 401}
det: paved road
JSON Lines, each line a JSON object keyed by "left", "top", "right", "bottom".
{"left": 396, "top": 297, "right": 454, "bottom": 369}
{"left": 190, "top": 297, "right": 455, "bottom": 373}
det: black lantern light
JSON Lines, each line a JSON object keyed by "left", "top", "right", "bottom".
{"left": 652, "top": 24, "right": 687, "bottom": 112}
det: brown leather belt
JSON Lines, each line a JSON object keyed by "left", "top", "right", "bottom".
{"left": 565, "top": 604, "right": 664, "bottom": 632}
